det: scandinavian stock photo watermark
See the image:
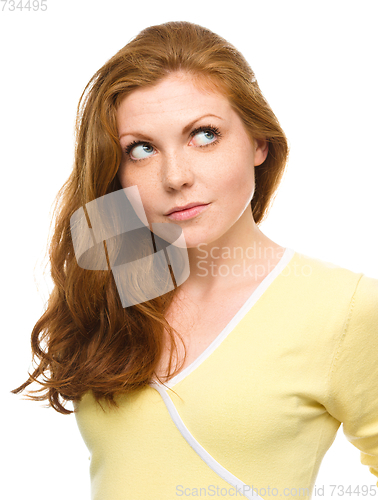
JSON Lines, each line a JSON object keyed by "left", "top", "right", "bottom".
{"left": 70, "top": 186, "right": 312, "bottom": 308}
{"left": 194, "top": 242, "right": 312, "bottom": 279}
{"left": 175, "top": 483, "right": 377, "bottom": 497}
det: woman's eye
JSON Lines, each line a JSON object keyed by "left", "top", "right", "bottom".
{"left": 191, "top": 129, "right": 217, "bottom": 146}
{"left": 129, "top": 143, "right": 155, "bottom": 160}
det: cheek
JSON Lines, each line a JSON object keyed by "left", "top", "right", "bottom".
{"left": 117, "top": 165, "right": 146, "bottom": 192}
{"left": 118, "top": 170, "right": 158, "bottom": 216}
{"left": 218, "top": 159, "right": 254, "bottom": 195}
{"left": 217, "top": 140, "right": 255, "bottom": 182}
{"left": 117, "top": 164, "right": 128, "bottom": 187}
{"left": 117, "top": 162, "right": 138, "bottom": 189}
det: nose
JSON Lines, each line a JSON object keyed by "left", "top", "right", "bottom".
{"left": 161, "top": 151, "right": 195, "bottom": 191}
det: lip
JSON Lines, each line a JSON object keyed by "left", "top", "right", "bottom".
{"left": 166, "top": 203, "right": 210, "bottom": 221}
{"left": 165, "top": 202, "right": 209, "bottom": 215}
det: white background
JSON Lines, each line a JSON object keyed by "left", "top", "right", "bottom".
{"left": 1, "top": 1, "right": 377, "bottom": 499}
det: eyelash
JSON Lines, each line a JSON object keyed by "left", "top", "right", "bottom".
{"left": 122, "top": 125, "right": 223, "bottom": 163}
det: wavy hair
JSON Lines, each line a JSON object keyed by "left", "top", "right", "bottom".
{"left": 12, "top": 21, "right": 289, "bottom": 414}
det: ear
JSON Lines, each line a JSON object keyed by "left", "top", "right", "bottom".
{"left": 253, "top": 138, "right": 269, "bottom": 166}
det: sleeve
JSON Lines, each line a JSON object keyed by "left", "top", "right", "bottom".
{"left": 325, "top": 273, "right": 378, "bottom": 486}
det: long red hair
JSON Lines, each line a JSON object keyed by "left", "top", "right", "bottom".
{"left": 12, "top": 21, "right": 289, "bottom": 414}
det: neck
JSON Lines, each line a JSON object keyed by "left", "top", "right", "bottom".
{"left": 176, "top": 209, "right": 285, "bottom": 297}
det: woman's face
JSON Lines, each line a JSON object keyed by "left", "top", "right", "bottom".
{"left": 116, "top": 72, "right": 268, "bottom": 249}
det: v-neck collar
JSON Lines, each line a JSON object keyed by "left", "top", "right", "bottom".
{"left": 151, "top": 247, "right": 296, "bottom": 389}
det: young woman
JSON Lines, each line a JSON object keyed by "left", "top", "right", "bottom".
{"left": 12, "top": 21, "right": 378, "bottom": 500}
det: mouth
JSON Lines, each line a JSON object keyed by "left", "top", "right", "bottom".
{"left": 165, "top": 203, "right": 211, "bottom": 221}
{"left": 165, "top": 202, "right": 210, "bottom": 216}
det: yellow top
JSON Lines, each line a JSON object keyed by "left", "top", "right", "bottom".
{"left": 74, "top": 248, "right": 378, "bottom": 499}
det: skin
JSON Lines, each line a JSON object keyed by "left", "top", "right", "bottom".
{"left": 116, "top": 71, "right": 285, "bottom": 301}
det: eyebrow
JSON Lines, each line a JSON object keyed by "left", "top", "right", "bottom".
{"left": 118, "top": 113, "right": 224, "bottom": 142}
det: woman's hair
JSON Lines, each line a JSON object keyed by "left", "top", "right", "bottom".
{"left": 12, "top": 21, "right": 289, "bottom": 414}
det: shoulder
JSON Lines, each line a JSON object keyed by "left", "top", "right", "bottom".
{"left": 345, "top": 272, "right": 378, "bottom": 332}
{"left": 286, "top": 249, "right": 368, "bottom": 296}
{"left": 278, "top": 249, "right": 378, "bottom": 323}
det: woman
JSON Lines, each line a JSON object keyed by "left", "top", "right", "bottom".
{"left": 12, "top": 21, "right": 378, "bottom": 500}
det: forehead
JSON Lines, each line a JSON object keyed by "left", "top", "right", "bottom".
{"left": 116, "top": 73, "right": 232, "bottom": 126}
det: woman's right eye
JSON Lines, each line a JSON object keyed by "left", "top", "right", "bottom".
{"left": 125, "top": 142, "right": 155, "bottom": 162}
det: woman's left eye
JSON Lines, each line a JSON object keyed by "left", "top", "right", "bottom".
{"left": 190, "top": 126, "right": 222, "bottom": 147}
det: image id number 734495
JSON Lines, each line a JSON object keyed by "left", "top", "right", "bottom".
{"left": 1, "top": 0, "right": 47, "bottom": 11}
